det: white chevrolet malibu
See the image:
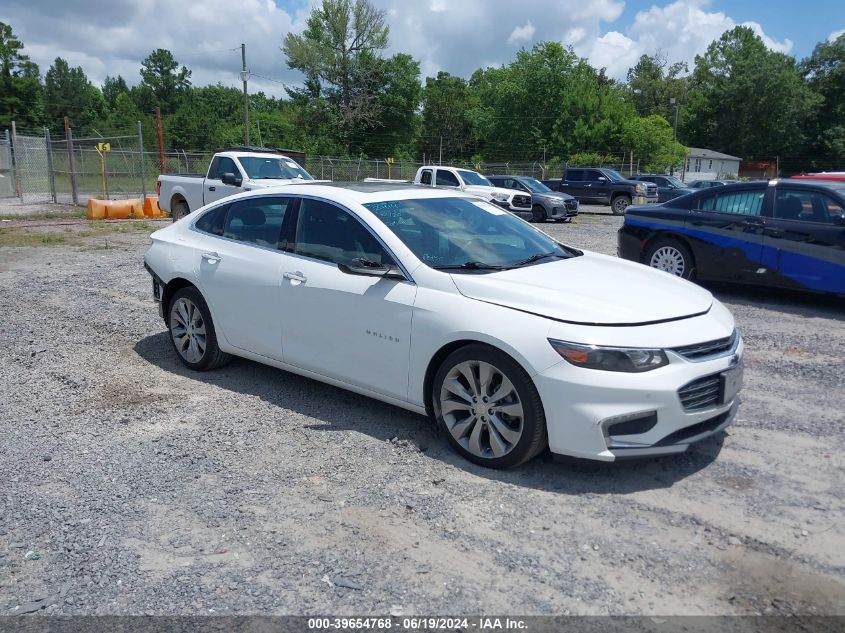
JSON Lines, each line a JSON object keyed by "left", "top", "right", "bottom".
{"left": 144, "top": 183, "right": 743, "bottom": 469}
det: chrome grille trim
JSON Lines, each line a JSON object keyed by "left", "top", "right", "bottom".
{"left": 671, "top": 330, "right": 738, "bottom": 362}
{"left": 678, "top": 374, "right": 721, "bottom": 411}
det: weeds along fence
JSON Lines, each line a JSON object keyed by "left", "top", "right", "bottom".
{"left": 2, "top": 121, "right": 643, "bottom": 205}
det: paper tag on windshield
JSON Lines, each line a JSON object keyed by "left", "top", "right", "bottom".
{"left": 470, "top": 200, "right": 506, "bottom": 215}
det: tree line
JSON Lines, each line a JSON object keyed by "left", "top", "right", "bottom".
{"left": 1, "top": 0, "right": 843, "bottom": 173}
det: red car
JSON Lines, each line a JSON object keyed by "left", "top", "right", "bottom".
{"left": 790, "top": 172, "right": 845, "bottom": 182}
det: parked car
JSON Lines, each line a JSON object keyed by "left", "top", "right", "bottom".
{"left": 413, "top": 166, "right": 531, "bottom": 216}
{"left": 145, "top": 182, "right": 743, "bottom": 468}
{"left": 618, "top": 180, "right": 845, "bottom": 295}
{"left": 789, "top": 172, "right": 845, "bottom": 182}
{"left": 486, "top": 175, "right": 578, "bottom": 223}
{"left": 157, "top": 148, "right": 314, "bottom": 221}
{"left": 687, "top": 179, "right": 738, "bottom": 189}
{"left": 629, "top": 174, "right": 695, "bottom": 203}
{"left": 543, "top": 167, "right": 658, "bottom": 215}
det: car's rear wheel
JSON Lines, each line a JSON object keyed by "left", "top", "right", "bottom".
{"left": 645, "top": 239, "right": 694, "bottom": 279}
{"left": 171, "top": 200, "right": 189, "bottom": 222}
{"left": 531, "top": 205, "right": 545, "bottom": 223}
{"left": 168, "top": 287, "right": 231, "bottom": 371}
{"left": 611, "top": 195, "right": 631, "bottom": 215}
{"left": 432, "top": 344, "right": 547, "bottom": 469}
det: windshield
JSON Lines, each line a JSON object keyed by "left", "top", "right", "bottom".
{"left": 457, "top": 170, "right": 493, "bottom": 186}
{"left": 522, "top": 178, "right": 552, "bottom": 193}
{"left": 665, "top": 175, "right": 686, "bottom": 188}
{"left": 238, "top": 156, "right": 313, "bottom": 180}
{"left": 603, "top": 169, "right": 626, "bottom": 182}
{"left": 364, "top": 197, "right": 578, "bottom": 272}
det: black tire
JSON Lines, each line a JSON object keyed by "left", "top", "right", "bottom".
{"left": 167, "top": 287, "right": 231, "bottom": 371}
{"left": 171, "top": 200, "right": 190, "bottom": 222}
{"left": 643, "top": 238, "right": 695, "bottom": 280}
{"left": 530, "top": 205, "right": 545, "bottom": 223}
{"left": 432, "top": 344, "right": 547, "bottom": 469}
{"left": 611, "top": 195, "right": 631, "bottom": 215}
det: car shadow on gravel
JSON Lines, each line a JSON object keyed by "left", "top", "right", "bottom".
{"left": 135, "top": 331, "right": 725, "bottom": 496}
{"left": 704, "top": 282, "right": 845, "bottom": 318}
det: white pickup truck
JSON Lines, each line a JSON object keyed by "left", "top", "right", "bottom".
{"left": 157, "top": 149, "right": 314, "bottom": 221}
{"left": 413, "top": 166, "right": 532, "bottom": 217}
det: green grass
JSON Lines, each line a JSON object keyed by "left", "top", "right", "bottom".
{"left": 0, "top": 208, "right": 87, "bottom": 221}
{"left": 0, "top": 228, "right": 70, "bottom": 247}
{"left": 0, "top": 219, "right": 158, "bottom": 248}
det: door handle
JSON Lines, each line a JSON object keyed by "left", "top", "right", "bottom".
{"left": 764, "top": 228, "right": 784, "bottom": 238}
{"left": 201, "top": 252, "right": 221, "bottom": 264}
{"left": 284, "top": 271, "right": 307, "bottom": 283}
{"left": 208, "top": 186, "right": 216, "bottom": 191}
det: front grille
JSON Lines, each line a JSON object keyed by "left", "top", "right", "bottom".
{"left": 654, "top": 409, "right": 731, "bottom": 446}
{"left": 645, "top": 183, "right": 658, "bottom": 196}
{"left": 678, "top": 373, "right": 721, "bottom": 411}
{"left": 565, "top": 199, "right": 578, "bottom": 211}
{"left": 513, "top": 194, "right": 531, "bottom": 208}
{"left": 672, "top": 331, "right": 736, "bottom": 360}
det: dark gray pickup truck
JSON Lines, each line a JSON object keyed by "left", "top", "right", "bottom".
{"left": 543, "top": 167, "right": 658, "bottom": 215}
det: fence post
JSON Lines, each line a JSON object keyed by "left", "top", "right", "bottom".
{"left": 7, "top": 128, "right": 18, "bottom": 200}
{"left": 45, "top": 128, "right": 57, "bottom": 203}
{"left": 64, "top": 117, "right": 79, "bottom": 205}
{"left": 10, "top": 121, "right": 21, "bottom": 199}
{"left": 137, "top": 120, "right": 146, "bottom": 202}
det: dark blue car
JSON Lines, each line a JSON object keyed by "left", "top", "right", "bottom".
{"left": 617, "top": 180, "right": 845, "bottom": 295}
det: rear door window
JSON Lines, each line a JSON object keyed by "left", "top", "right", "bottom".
{"left": 700, "top": 189, "right": 765, "bottom": 216}
{"left": 221, "top": 198, "right": 293, "bottom": 248}
{"left": 420, "top": 169, "right": 432, "bottom": 185}
{"left": 436, "top": 170, "right": 460, "bottom": 187}
{"left": 194, "top": 204, "right": 229, "bottom": 236}
{"left": 566, "top": 169, "right": 584, "bottom": 181}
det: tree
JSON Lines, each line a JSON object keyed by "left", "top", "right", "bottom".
{"left": 102, "top": 75, "right": 129, "bottom": 111}
{"left": 684, "top": 26, "right": 819, "bottom": 160}
{"left": 801, "top": 34, "right": 845, "bottom": 164}
{"left": 283, "top": 0, "right": 389, "bottom": 138}
{"left": 44, "top": 57, "right": 102, "bottom": 131}
{"left": 421, "top": 72, "right": 478, "bottom": 161}
{"left": 0, "top": 21, "right": 42, "bottom": 128}
{"left": 139, "top": 48, "right": 191, "bottom": 112}
{"left": 622, "top": 115, "right": 687, "bottom": 172}
{"left": 625, "top": 52, "right": 689, "bottom": 125}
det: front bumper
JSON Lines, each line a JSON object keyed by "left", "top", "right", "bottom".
{"left": 535, "top": 337, "right": 743, "bottom": 461}
{"left": 547, "top": 199, "right": 579, "bottom": 220}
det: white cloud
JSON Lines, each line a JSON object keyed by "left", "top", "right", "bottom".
{"left": 0, "top": 0, "right": 799, "bottom": 99}
{"left": 830, "top": 29, "right": 845, "bottom": 43}
{"left": 507, "top": 21, "right": 536, "bottom": 45}
{"left": 582, "top": 0, "right": 793, "bottom": 78}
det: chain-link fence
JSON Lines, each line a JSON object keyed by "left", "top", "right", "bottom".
{"left": 0, "top": 131, "right": 14, "bottom": 198}
{"left": 2, "top": 120, "right": 651, "bottom": 205}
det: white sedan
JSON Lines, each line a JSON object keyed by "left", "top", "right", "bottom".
{"left": 144, "top": 183, "right": 743, "bottom": 468}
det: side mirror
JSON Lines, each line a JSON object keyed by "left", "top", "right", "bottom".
{"left": 338, "top": 258, "right": 405, "bottom": 280}
{"left": 832, "top": 215, "right": 845, "bottom": 226}
{"left": 597, "top": 176, "right": 607, "bottom": 182}
{"left": 221, "top": 172, "right": 242, "bottom": 187}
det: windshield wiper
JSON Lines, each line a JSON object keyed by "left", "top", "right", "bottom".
{"left": 433, "top": 261, "right": 511, "bottom": 271}
{"left": 513, "top": 251, "right": 567, "bottom": 267}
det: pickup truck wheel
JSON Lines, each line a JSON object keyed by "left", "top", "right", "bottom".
{"left": 530, "top": 205, "right": 545, "bottom": 223}
{"left": 644, "top": 239, "right": 695, "bottom": 279}
{"left": 168, "top": 287, "right": 231, "bottom": 371}
{"left": 611, "top": 195, "right": 631, "bottom": 215}
{"left": 171, "top": 201, "right": 189, "bottom": 222}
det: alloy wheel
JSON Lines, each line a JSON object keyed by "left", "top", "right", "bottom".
{"left": 170, "top": 297, "right": 207, "bottom": 364}
{"left": 439, "top": 360, "right": 524, "bottom": 459}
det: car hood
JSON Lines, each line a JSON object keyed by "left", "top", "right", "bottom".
{"left": 449, "top": 252, "right": 713, "bottom": 325}
{"left": 536, "top": 192, "right": 573, "bottom": 202}
{"left": 246, "top": 178, "right": 317, "bottom": 187}
{"left": 464, "top": 185, "right": 517, "bottom": 198}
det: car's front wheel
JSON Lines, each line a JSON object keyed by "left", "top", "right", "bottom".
{"left": 168, "top": 287, "right": 231, "bottom": 371}
{"left": 531, "top": 205, "right": 545, "bottom": 223}
{"left": 432, "top": 344, "right": 547, "bottom": 469}
{"left": 645, "top": 239, "right": 695, "bottom": 279}
{"left": 611, "top": 195, "right": 631, "bottom": 215}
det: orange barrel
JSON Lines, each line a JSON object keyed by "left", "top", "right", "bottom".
{"left": 143, "top": 196, "right": 164, "bottom": 217}
{"left": 86, "top": 198, "right": 107, "bottom": 220}
{"left": 104, "top": 200, "right": 133, "bottom": 219}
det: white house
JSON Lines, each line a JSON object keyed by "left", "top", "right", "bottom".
{"left": 680, "top": 147, "right": 741, "bottom": 182}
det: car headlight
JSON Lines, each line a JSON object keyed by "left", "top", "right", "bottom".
{"left": 491, "top": 192, "right": 509, "bottom": 202}
{"left": 548, "top": 339, "right": 669, "bottom": 372}
{"left": 635, "top": 184, "right": 644, "bottom": 193}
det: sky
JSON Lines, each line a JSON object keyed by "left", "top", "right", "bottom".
{"left": 1, "top": 0, "right": 843, "bottom": 99}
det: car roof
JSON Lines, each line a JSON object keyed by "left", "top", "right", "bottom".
{"left": 218, "top": 182, "right": 479, "bottom": 206}
{"left": 486, "top": 174, "right": 532, "bottom": 179}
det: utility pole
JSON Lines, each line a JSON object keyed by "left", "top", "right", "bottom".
{"left": 241, "top": 43, "right": 250, "bottom": 146}
{"left": 439, "top": 136, "right": 442, "bottom": 165}
{"left": 155, "top": 107, "right": 165, "bottom": 174}
{"left": 670, "top": 97, "right": 679, "bottom": 175}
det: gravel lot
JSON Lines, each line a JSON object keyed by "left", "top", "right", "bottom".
{"left": 1, "top": 213, "right": 843, "bottom": 617}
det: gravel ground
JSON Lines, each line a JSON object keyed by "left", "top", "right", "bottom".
{"left": 0, "top": 214, "right": 843, "bottom": 617}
